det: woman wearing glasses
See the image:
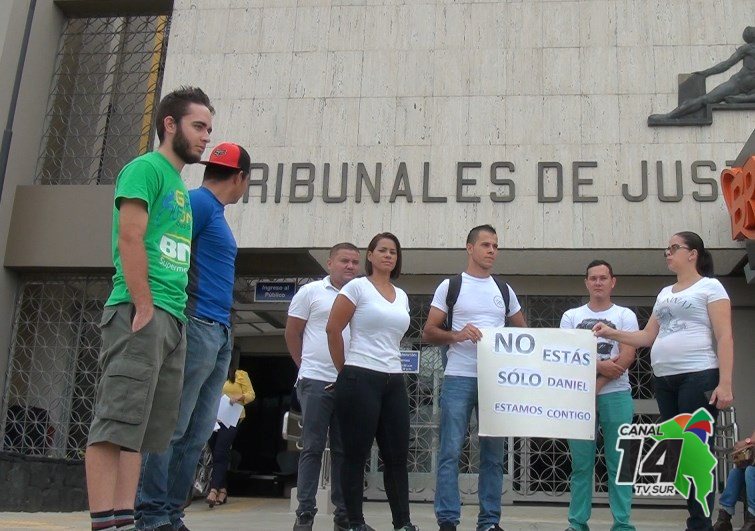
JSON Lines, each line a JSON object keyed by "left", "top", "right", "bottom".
{"left": 594, "top": 231, "right": 734, "bottom": 530}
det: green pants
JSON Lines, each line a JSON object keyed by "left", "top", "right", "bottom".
{"left": 568, "top": 390, "right": 635, "bottom": 531}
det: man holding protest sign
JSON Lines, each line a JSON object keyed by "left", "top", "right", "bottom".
{"left": 560, "top": 260, "right": 638, "bottom": 531}
{"left": 422, "top": 225, "right": 526, "bottom": 531}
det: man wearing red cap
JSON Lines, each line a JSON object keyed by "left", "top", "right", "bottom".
{"left": 135, "top": 142, "right": 251, "bottom": 531}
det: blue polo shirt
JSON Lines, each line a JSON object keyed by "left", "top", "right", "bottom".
{"left": 186, "top": 186, "right": 237, "bottom": 326}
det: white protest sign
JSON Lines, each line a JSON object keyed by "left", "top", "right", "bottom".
{"left": 477, "top": 327, "right": 597, "bottom": 440}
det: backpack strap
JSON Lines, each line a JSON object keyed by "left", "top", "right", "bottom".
{"left": 492, "top": 276, "right": 511, "bottom": 324}
{"left": 444, "top": 274, "right": 463, "bottom": 330}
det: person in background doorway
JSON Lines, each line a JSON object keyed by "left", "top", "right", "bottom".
{"left": 207, "top": 351, "right": 255, "bottom": 508}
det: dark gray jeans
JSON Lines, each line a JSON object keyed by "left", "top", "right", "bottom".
{"left": 296, "top": 377, "right": 346, "bottom": 518}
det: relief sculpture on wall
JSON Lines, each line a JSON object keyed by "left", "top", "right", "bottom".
{"left": 648, "top": 26, "right": 755, "bottom": 126}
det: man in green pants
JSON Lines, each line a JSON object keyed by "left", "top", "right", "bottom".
{"left": 560, "top": 260, "right": 638, "bottom": 531}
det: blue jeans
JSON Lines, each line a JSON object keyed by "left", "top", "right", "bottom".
{"left": 654, "top": 368, "right": 719, "bottom": 531}
{"left": 435, "top": 375, "right": 505, "bottom": 531}
{"left": 296, "top": 377, "right": 346, "bottom": 519}
{"left": 719, "top": 466, "right": 755, "bottom": 517}
{"left": 135, "top": 317, "right": 232, "bottom": 530}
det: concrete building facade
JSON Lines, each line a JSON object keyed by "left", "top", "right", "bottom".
{"left": 0, "top": 0, "right": 753, "bottom": 510}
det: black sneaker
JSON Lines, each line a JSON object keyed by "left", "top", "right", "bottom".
{"left": 438, "top": 523, "right": 456, "bottom": 531}
{"left": 712, "top": 509, "right": 733, "bottom": 531}
{"left": 334, "top": 514, "right": 349, "bottom": 531}
{"left": 395, "top": 525, "right": 419, "bottom": 531}
{"left": 293, "top": 512, "right": 315, "bottom": 531}
{"left": 347, "top": 525, "right": 375, "bottom": 531}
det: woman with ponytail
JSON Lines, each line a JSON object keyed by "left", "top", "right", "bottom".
{"left": 594, "top": 231, "right": 733, "bottom": 530}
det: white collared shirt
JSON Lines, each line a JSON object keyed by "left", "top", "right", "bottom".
{"left": 288, "top": 276, "right": 349, "bottom": 382}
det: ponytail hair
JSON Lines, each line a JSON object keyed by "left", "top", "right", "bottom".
{"left": 675, "top": 231, "right": 714, "bottom": 277}
{"left": 228, "top": 345, "right": 241, "bottom": 383}
{"left": 698, "top": 249, "right": 714, "bottom": 277}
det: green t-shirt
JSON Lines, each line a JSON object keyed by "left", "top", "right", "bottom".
{"left": 106, "top": 151, "right": 192, "bottom": 321}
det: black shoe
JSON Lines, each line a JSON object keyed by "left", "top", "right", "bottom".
{"left": 176, "top": 525, "right": 190, "bottom": 531}
{"left": 438, "top": 523, "right": 456, "bottom": 531}
{"left": 334, "top": 514, "right": 349, "bottom": 531}
{"left": 347, "top": 525, "right": 375, "bottom": 531}
{"left": 294, "top": 512, "right": 315, "bottom": 531}
{"left": 395, "top": 525, "right": 419, "bottom": 531}
{"left": 713, "top": 509, "right": 733, "bottom": 531}
{"left": 742, "top": 509, "right": 755, "bottom": 531}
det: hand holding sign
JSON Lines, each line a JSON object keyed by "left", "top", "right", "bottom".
{"left": 453, "top": 323, "right": 483, "bottom": 344}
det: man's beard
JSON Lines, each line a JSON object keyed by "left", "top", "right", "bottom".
{"left": 172, "top": 124, "right": 201, "bottom": 164}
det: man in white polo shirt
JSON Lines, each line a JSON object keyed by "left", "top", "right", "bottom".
{"left": 285, "top": 242, "right": 360, "bottom": 531}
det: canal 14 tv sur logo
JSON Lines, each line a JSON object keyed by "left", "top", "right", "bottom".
{"left": 615, "top": 408, "right": 717, "bottom": 517}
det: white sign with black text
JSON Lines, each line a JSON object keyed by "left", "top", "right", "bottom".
{"left": 477, "top": 328, "right": 597, "bottom": 440}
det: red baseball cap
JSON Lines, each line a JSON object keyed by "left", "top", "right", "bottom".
{"left": 199, "top": 142, "right": 250, "bottom": 173}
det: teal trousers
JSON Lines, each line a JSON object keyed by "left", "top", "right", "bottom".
{"left": 568, "top": 390, "right": 635, "bottom": 531}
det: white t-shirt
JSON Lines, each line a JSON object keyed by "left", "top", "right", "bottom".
{"left": 430, "top": 273, "right": 522, "bottom": 377}
{"left": 560, "top": 303, "right": 639, "bottom": 395}
{"left": 287, "top": 277, "right": 349, "bottom": 383}
{"left": 340, "top": 276, "right": 410, "bottom": 373}
{"left": 650, "top": 277, "right": 729, "bottom": 377}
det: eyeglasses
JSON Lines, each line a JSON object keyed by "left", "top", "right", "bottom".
{"left": 663, "top": 244, "right": 690, "bottom": 256}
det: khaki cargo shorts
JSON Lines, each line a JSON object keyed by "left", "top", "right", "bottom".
{"left": 87, "top": 303, "right": 186, "bottom": 453}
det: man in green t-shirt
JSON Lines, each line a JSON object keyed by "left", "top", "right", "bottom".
{"left": 85, "top": 86, "right": 214, "bottom": 531}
